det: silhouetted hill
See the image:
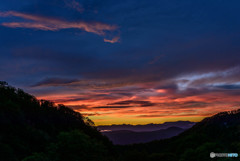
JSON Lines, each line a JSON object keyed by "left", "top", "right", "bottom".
{"left": 97, "top": 121, "right": 195, "bottom": 132}
{"left": 102, "top": 127, "right": 185, "bottom": 145}
{"left": 0, "top": 81, "right": 113, "bottom": 161}
{"left": 119, "top": 109, "right": 240, "bottom": 161}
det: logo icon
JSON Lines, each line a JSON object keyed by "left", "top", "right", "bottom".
{"left": 210, "top": 152, "right": 215, "bottom": 158}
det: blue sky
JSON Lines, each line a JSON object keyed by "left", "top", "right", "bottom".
{"left": 1, "top": 0, "right": 240, "bottom": 125}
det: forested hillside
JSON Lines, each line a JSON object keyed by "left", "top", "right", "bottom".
{"left": 118, "top": 109, "right": 240, "bottom": 161}
{"left": 0, "top": 81, "right": 113, "bottom": 161}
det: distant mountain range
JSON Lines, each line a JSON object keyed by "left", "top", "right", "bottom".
{"left": 98, "top": 121, "right": 196, "bottom": 145}
{"left": 102, "top": 126, "right": 185, "bottom": 145}
{"left": 97, "top": 121, "right": 196, "bottom": 132}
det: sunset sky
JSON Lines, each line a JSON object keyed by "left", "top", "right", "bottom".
{"left": 1, "top": 0, "right": 240, "bottom": 125}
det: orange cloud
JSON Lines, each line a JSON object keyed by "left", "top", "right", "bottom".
{"left": 104, "top": 36, "right": 120, "bottom": 43}
{"left": 37, "top": 86, "right": 240, "bottom": 124}
{"left": 0, "top": 11, "right": 118, "bottom": 38}
{"left": 32, "top": 73, "right": 240, "bottom": 125}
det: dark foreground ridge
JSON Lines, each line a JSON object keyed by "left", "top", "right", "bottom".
{"left": 0, "top": 81, "right": 113, "bottom": 161}
{"left": 0, "top": 81, "right": 240, "bottom": 161}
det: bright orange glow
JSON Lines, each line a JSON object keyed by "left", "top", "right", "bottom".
{"left": 36, "top": 84, "right": 240, "bottom": 125}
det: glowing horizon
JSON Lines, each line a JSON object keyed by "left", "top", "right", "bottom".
{"left": 35, "top": 70, "right": 240, "bottom": 125}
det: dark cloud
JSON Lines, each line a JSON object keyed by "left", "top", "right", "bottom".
{"left": 32, "top": 76, "right": 135, "bottom": 90}
{"left": 50, "top": 93, "right": 122, "bottom": 103}
{"left": 109, "top": 100, "right": 156, "bottom": 107}
{"left": 53, "top": 97, "right": 88, "bottom": 103}
{"left": 68, "top": 104, "right": 88, "bottom": 110}
{"left": 32, "top": 77, "right": 79, "bottom": 87}
{"left": 153, "top": 101, "right": 210, "bottom": 110}
{"left": 213, "top": 84, "right": 240, "bottom": 90}
{"left": 93, "top": 106, "right": 133, "bottom": 109}
{"left": 178, "top": 101, "right": 210, "bottom": 109}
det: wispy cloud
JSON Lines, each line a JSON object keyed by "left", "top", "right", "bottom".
{"left": 93, "top": 105, "right": 133, "bottom": 109}
{"left": 65, "top": 0, "right": 84, "bottom": 13}
{"left": 32, "top": 77, "right": 79, "bottom": 87}
{"left": 32, "top": 77, "right": 132, "bottom": 89}
{"left": 0, "top": 11, "right": 118, "bottom": 39}
{"left": 136, "top": 113, "right": 210, "bottom": 118}
{"left": 68, "top": 104, "right": 89, "bottom": 110}
{"left": 104, "top": 36, "right": 120, "bottom": 43}
{"left": 109, "top": 100, "right": 156, "bottom": 107}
